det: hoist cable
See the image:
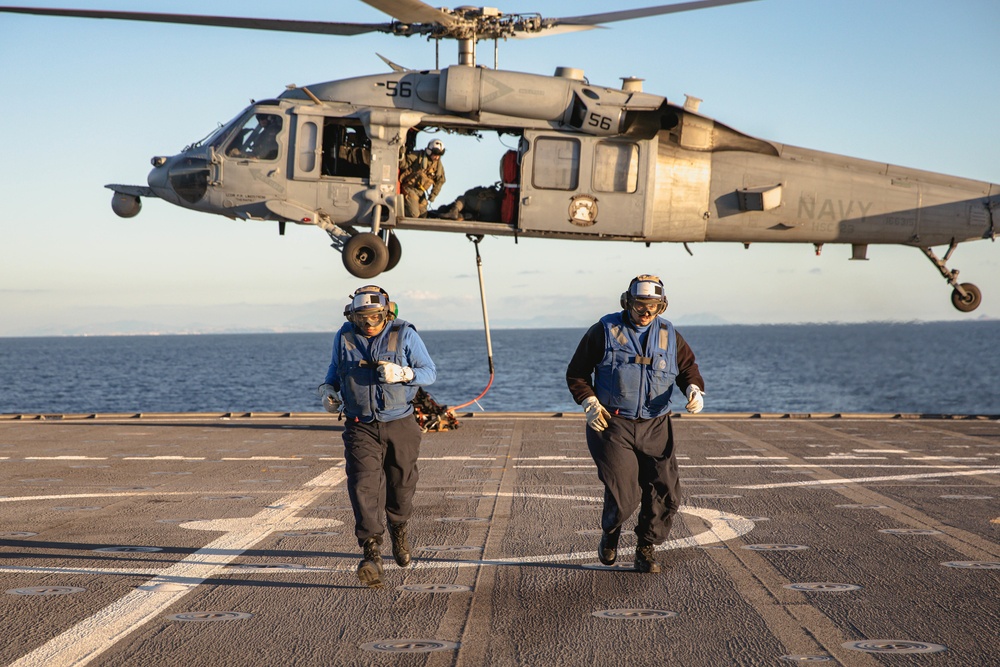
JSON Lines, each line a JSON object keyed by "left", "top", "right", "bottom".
{"left": 450, "top": 235, "right": 495, "bottom": 412}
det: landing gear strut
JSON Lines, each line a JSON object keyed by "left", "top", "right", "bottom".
{"left": 921, "top": 242, "right": 982, "bottom": 312}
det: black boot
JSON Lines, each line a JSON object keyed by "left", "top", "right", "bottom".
{"left": 388, "top": 521, "right": 411, "bottom": 567}
{"left": 440, "top": 201, "right": 464, "bottom": 220}
{"left": 357, "top": 537, "right": 384, "bottom": 588}
{"left": 634, "top": 541, "right": 661, "bottom": 574}
{"left": 598, "top": 528, "right": 621, "bottom": 566}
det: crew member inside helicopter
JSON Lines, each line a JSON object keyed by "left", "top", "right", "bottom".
{"left": 434, "top": 183, "right": 502, "bottom": 222}
{"left": 432, "top": 149, "right": 519, "bottom": 223}
{"left": 399, "top": 139, "right": 446, "bottom": 218}
{"left": 226, "top": 113, "right": 283, "bottom": 160}
{"left": 322, "top": 121, "right": 371, "bottom": 179}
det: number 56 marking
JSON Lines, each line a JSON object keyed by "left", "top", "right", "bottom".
{"left": 386, "top": 80, "right": 412, "bottom": 98}
{"left": 587, "top": 112, "right": 613, "bottom": 131}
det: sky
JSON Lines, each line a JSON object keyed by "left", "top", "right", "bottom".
{"left": 1, "top": 0, "right": 998, "bottom": 336}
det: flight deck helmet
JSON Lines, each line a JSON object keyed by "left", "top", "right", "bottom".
{"left": 425, "top": 139, "right": 445, "bottom": 156}
{"left": 344, "top": 285, "right": 397, "bottom": 332}
{"left": 620, "top": 274, "right": 668, "bottom": 315}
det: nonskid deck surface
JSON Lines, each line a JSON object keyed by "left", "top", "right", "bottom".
{"left": 0, "top": 413, "right": 997, "bottom": 666}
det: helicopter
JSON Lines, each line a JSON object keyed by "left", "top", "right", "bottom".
{"left": 2, "top": 1, "right": 997, "bottom": 313}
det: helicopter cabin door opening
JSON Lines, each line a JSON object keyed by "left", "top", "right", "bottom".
{"left": 517, "top": 130, "right": 654, "bottom": 237}
{"left": 289, "top": 113, "right": 372, "bottom": 182}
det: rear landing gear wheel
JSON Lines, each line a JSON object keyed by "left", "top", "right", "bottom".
{"left": 385, "top": 232, "right": 402, "bottom": 272}
{"left": 921, "top": 244, "right": 984, "bottom": 314}
{"left": 342, "top": 232, "right": 388, "bottom": 279}
{"left": 951, "top": 283, "right": 982, "bottom": 312}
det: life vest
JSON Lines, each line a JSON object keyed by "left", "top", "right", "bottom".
{"left": 336, "top": 319, "right": 417, "bottom": 422}
{"left": 593, "top": 313, "right": 678, "bottom": 420}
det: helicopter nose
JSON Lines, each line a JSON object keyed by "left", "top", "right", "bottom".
{"left": 146, "top": 157, "right": 179, "bottom": 204}
{"left": 147, "top": 154, "right": 210, "bottom": 206}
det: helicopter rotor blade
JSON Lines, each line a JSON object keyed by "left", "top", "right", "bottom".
{"left": 360, "top": 0, "right": 459, "bottom": 28}
{"left": 546, "top": 0, "right": 761, "bottom": 28}
{"left": 0, "top": 6, "right": 392, "bottom": 37}
{"left": 0, "top": 1, "right": 764, "bottom": 45}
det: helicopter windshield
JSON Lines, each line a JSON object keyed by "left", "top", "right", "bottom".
{"left": 224, "top": 112, "right": 283, "bottom": 161}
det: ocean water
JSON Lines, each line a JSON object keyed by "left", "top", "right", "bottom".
{"left": 1, "top": 322, "right": 998, "bottom": 415}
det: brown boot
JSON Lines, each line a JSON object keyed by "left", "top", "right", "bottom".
{"left": 634, "top": 541, "right": 661, "bottom": 574}
{"left": 388, "top": 521, "right": 411, "bottom": 567}
{"left": 357, "top": 537, "right": 384, "bottom": 588}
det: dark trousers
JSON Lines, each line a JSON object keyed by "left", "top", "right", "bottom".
{"left": 342, "top": 415, "right": 422, "bottom": 546}
{"left": 585, "top": 413, "right": 682, "bottom": 545}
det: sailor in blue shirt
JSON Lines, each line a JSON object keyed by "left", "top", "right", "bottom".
{"left": 319, "top": 285, "right": 436, "bottom": 588}
{"left": 566, "top": 275, "right": 705, "bottom": 574}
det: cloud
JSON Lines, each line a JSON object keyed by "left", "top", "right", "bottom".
{"left": 396, "top": 289, "right": 443, "bottom": 301}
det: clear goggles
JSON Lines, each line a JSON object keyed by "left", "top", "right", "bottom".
{"left": 630, "top": 300, "right": 661, "bottom": 316}
{"left": 355, "top": 309, "right": 387, "bottom": 326}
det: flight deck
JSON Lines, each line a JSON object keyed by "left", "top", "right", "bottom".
{"left": 1, "top": 412, "right": 998, "bottom": 666}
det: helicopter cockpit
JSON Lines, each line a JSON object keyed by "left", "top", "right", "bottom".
{"left": 225, "top": 113, "right": 283, "bottom": 161}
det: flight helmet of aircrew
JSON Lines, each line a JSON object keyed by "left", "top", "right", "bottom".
{"left": 425, "top": 139, "right": 445, "bottom": 157}
{"left": 344, "top": 285, "right": 397, "bottom": 337}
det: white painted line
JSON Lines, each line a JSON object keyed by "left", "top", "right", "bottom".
{"left": 515, "top": 464, "right": 994, "bottom": 470}
{"left": 514, "top": 465, "right": 592, "bottom": 469}
{"left": 121, "top": 456, "right": 205, "bottom": 461}
{"left": 706, "top": 456, "right": 788, "bottom": 460}
{"left": 906, "top": 456, "right": 987, "bottom": 461}
{"left": 24, "top": 456, "right": 107, "bottom": 461}
{"left": 803, "top": 456, "right": 887, "bottom": 460}
{"left": 513, "top": 456, "right": 591, "bottom": 461}
{"left": 682, "top": 464, "right": 995, "bottom": 469}
{"left": 0, "top": 492, "right": 267, "bottom": 503}
{"left": 735, "top": 467, "right": 1000, "bottom": 490}
{"left": 221, "top": 456, "right": 302, "bottom": 461}
{"left": 421, "top": 456, "right": 499, "bottom": 461}
{"left": 0, "top": 565, "right": 165, "bottom": 577}
{"left": 855, "top": 449, "right": 909, "bottom": 454}
{"left": 8, "top": 465, "right": 348, "bottom": 667}
{"left": 0, "top": 503, "right": 750, "bottom": 577}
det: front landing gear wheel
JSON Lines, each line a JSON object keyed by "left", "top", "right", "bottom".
{"left": 384, "top": 233, "right": 402, "bottom": 272}
{"left": 951, "top": 283, "right": 982, "bottom": 312}
{"left": 342, "top": 232, "right": 388, "bottom": 278}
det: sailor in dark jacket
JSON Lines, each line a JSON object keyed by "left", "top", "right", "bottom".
{"left": 319, "top": 285, "right": 436, "bottom": 588}
{"left": 566, "top": 275, "right": 705, "bottom": 573}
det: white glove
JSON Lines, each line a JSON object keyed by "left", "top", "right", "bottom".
{"left": 317, "top": 383, "right": 342, "bottom": 413}
{"left": 582, "top": 396, "right": 611, "bottom": 432}
{"left": 378, "top": 362, "right": 415, "bottom": 384}
{"left": 685, "top": 385, "right": 705, "bottom": 414}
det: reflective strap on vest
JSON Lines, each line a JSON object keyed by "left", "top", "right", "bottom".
{"left": 608, "top": 324, "right": 630, "bottom": 348}
{"left": 387, "top": 324, "right": 401, "bottom": 353}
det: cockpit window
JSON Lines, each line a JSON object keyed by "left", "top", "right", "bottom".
{"left": 226, "top": 113, "right": 283, "bottom": 160}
